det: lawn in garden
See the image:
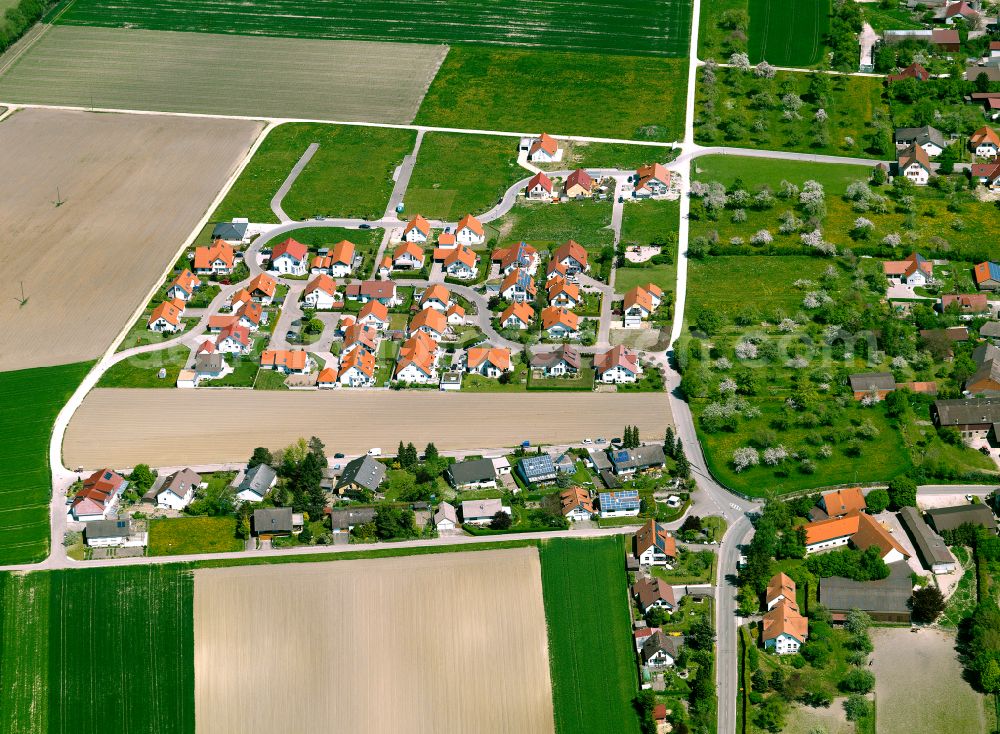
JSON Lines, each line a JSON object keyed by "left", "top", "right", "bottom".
{"left": 148, "top": 516, "right": 244, "bottom": 556}
{"left": 97, "top": 346, "right": 190, "bottom": 388}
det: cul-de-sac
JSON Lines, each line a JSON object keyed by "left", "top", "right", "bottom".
{"left": 1, "top": 0, "right": 1000, "bottom": 732}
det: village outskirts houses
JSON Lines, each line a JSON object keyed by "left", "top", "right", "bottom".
{"left": 440, "top": 244, "right": 480, "bottom": 279}
{"left": 970, "top": 126, "right": 1000, "bottom": 158}
{"left": 530, "top": 344, "right": 581, "bottom": 377}
{"left": 144, "top": 467, "right": 201, "bottom": 511}
{"left": 419, "top": 284, "right": 451, "bottom": 312}
{"left": 762, "top": 573, "right": 808, "bottom": 655}
{"left": 894, "top": 125, "right": 947, "bottom": 157}
{"left": 632, "top": 577, "right": 677, "bottom": 615}
{"left": 166, "top": 269, "right": 201, "bottom": 302}
{"left": 882, "top": 251, "right": 933, "bottom": 286}
{"left": 270, "top": 238, "right": 308, "bottom": 276}
{"left": 633, "top": 518, "right": 677, "bottom": 567}
{"left": 633, "top": 162, "right": 672, "bottom": 198}
{"left": 564, "top": 169, "right": 594, "bottom": 199}
{"left": 434, "top": 501, "right": 459, "bottom": 532}
{"left": 461, "top": 498, "right": 511, "bottom": 525}
{"left": 500, "top": 301, "right": 534, "bottom": 330}
{"left": 402, "top": 214, "right": 431, "bottom": 243}
{"left": 525, "top": 171, "right": 554, "bottom": 200}
{"left": 68, "top": 468, "right": 128, "bottom": 521}
{"left": 551, "top": 240, "right": 590, "bottom": 275}
{"left": 261, "top": 349, "right": 311, "bottom": 375}
{"left": 303, "top": 274, "right": 337, "bottom": 310}
{"left": 974, "top": 261, "right": 1000, "bottom": 290}
{"left": 454, "top": 214, "right": 486, "bottom": 246}
{"left": 446, "top": 458, "right": 497, "bottom": 490}
{"left": 527, "top": 132, "right": 562, "bottom": 163}
{"left": 559, "top": 487, "right": 595, "bottom": 521}
{"left": 492, "top": 241, "right": 540, "bottom": 276}
{"left": 594, "top": 345, "right": 644, "bottom": 383}
{"left": 335, "top": 455, "right": 386, "bottom": 497}
{"left": 392, "top": 240, "right": 425, "bottom": 271}
{"left": 896, "top": 144, "right": 933, "bottom": 185}
{"left": 337, "top": 349, "right": 377, "bottom": 387}
{"left": 193, "top": 240, "right": 235, "bottom": 276}
{"left": 234, "top": 463, "right": 277, "bottom": 503}
{"left": 84, "top": 519, "right": 147, "bottom": 549}
{"left": 147, "top": 298, "right": 186, "bottom": 333}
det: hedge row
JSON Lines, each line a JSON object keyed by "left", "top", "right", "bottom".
{"left": 0, "top": 0, "right": 49, "bottom": 54}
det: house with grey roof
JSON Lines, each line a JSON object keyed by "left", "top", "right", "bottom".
{"left": 334, "top": 456, "right": 386, "bottom": 496}
{"left": 587, "top": 448, "right": 612, "bottom": 472}
{"left": 434, "top": 501, "right": 459, "bottom": 531}
{"left": 849, "top": 372, "right": 896, "bottom": 399}
{"left": 211, "top": 219, "right": 249, "bottom": 242}
{"left": 894, "top": 125, "right": 947, "bottom": 157}
{"left": 926, "top": 504, "right": 998, "bottom": 534}
{"left": 84, "top": 519, "right": 147, "bottom": 548}
{"left": 235, "top": 464, "right": 277, "bottom": 503}
{"left": 898, "top": 506, "right": 957, "bottom": 574}
{"left": 517, "top": 454, "right": 558, "bottom": 485}
{"left": 147, "top": 467, "right": 201, "bottom": 511}
{"left": 194, "top": 352, "right": 226, "bottom": 380}
{"left": 252, "top": 507, "right": 303, "bottom": 537}
{"left": 446, "top": 458, "right": 497, "bottom": 490}
{"left": 329, "top": 507, "right": 376, "bottom": 533}
{"left": 981, "top": 321, "right": 1000, "bottom": 341}
{"left": 819, "top": 561, "right": 912, "bottom": 623}
{"left": 932, "top": 397, "right": 1000, "bottom": 441}
{"left": 530, "top": 345, "right": 581, "bottom": 377}
{"left": 640, "top": 631, "right": 683, "bottom": 668}
{"left": 461, "top": 498, "right": 511, "bottom": 525}
{"left": 608, "top": 445, "right": 666, "bottom": 476}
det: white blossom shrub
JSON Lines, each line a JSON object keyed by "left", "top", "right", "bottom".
{"left": 778, "top": 318, "right": 797, "bottom": 332}
{"left": 751, "top": 229, "right": 773, "bottom": 245}
{"left": 891, "top": 355, "right": 907, "bottom": 369}
{"left": 818, "top": 445, "right": 833, "bottom": 459}
{"left": 754, "top": 61, "right": 776, "bottom": 78}
{"left": 719, "top": 378, "right": 738, "bottom": 394}
{"left": 786, "top": 356, "right": 809, "bottom": 369}
{"left": 735, "top": 341, "right": 759, "bottom": 359}
{"left": 763, "top": 446, "right": 788, "bottom": 465}
{"left": 714, "top": 357, "right": 732, "bottom": 370}
{"left": 882, "top": 232, "right": 902, "bottom": 246}
{"left": 732, "top": 447, "right": 760, "bottom": 472}
{"left": 815, "top": 108, "right": 828, "bottom": 122}
{"left": 730, "top": 52, "right": 751, "bottom": 71}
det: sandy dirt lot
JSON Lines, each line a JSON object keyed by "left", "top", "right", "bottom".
{"left": 0, "top": 108, "right": 262, "bottom": 370}
{"left": 0, "top": 26, "right": 446, "bottom": 123}
{"left": 193, "top": 548, "right": 554, "bottom": 734}
{"left": 783, "top": 699, "right": 852, "bottom": 734}
{"left": 872, "top": 627, "right": 987, "bottom": 734}
{"left": 64, "top": 389, "right": 673, "bottom": 467}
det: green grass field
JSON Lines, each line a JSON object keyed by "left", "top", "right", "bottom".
{"left": 55, "top": 0, "right": 691, "bottom": 56}
{"left": 539, "top": 536, "right": 640, "bottom": 734}
{"left": 405, "top": 132, "right": 524, "bottom": 221}
{"left": 617, "top": 199, "right": 681, "bottom": 295}
{"left": 213, "top": 122, "right": 414, "bottom": 223}
{"left": 0, "top": 362, "right": 93, "bottom": 565}
{"left": 748, "top": 0, "right": 830, "bottom": 67}
{"left": 1, "top": 567, "right": 194, "bottom": 734}
{"left": 541, "top": 142, "right": 676, "bottom": 172}
{"left": 148, "top": 516, "right": 244, "bottom": 556}
{"left": 97, "top": 346, "right": 190, "bottom": 388}
{"left": 415, "top": 46, "right": 688, "bottom": 142}
{"left": 691, "top": 155, "right": 998, "bottom": 262}
{"left": 491, "top": 199, "right": 616, "bottom": 251}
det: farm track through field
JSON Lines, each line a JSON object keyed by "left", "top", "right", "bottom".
{"left": 54, "top": 0, "right": 692, "bottom": 57}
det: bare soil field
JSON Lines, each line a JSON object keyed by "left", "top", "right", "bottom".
{"left": 0, "top": 108, "right": 261, "bottom": 370}
{"left": 63, "top": 389, "right": 673, "bottom": 467}
{"left": 871, "top": 627, "right": 987, "bottom": 734}
{"left": 193, "top": 548, "right": 554, "bottom": 734}
{"left": 783, "top": 699, "right": 852, "bottom": 734}
{"left": 0, "top": 26, "right": 446, "bottom": 123}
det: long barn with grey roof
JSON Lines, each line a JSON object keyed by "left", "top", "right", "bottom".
{"left": 898, "top": 506, "right": 957, "bottom": 574}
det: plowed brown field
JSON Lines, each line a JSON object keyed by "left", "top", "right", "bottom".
{"left": 0, "top": 108, "right": 262, "bottom": 370}
{"left": 193, "top": 548, "right": 554, "bottom": 733}
{"left": 63, "top": 389, "right": 673, "bottom": 467}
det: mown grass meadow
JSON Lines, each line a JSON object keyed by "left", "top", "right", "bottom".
{"left": 539, "top": 536, "right": 640, "bottom": 734}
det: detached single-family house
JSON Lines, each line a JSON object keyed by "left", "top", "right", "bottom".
{"left": 461, "top": 498, "right": 511, "bottom": 525}
{"left": 261, "top": 349, "right": 310, "bottom": 375}
{"left": 766, "top": 573, "right": 797, "bottom": 611}
{"left": 517, "top": 454, "right": 558, "bottom": 484}
{"left": 970, "top": 126, "right": 1000, "bottom": 158}
{"left": 500, "top": 302, "right": 535, "bottom": 330}
{"left": 974, "top": 261, "right": 1000, "bottom": 290}
{"left": 942, "top": 293, "right": 989, "bottom": 317}
{"left": 346, "top": 280, "right": 401, "bottom": 307}
{"left": 499, "top": 268, "right": 536, "bottom": 302}
{"left": 526, "top": 171, "right": 554, "bottom": 199}
{"left": 447, "top": 458, "right": 498, "bottom": 490}
{"left": 252, "top": 507, "right": 302, "bottom": 538}
{"left": 166, "top": 269, "right": 201, "bottom": 302}
{"left": 972, "top": 161, "right": 1000, "bottom": 189}
{"left": 623, "top": 287, "right": 654, "bottom": 326}
{"left": 818, "top": 487, "right": 867, "bottom": 519}
{"left": 151, "top": 468, "right": 200, "bottom": 511}
{"left": 528, "top": 132, "right": 560, "bottom": 162}
{"left": 316, "top": 366, "right": 337, "bottom": 388}
{"left": 235, "top": 464, "right": 277, "bottom": 503}
{"left": 270, "top": 238, "right": 308, "bottom": 276}
{"left": 465, "top": 347, "right": 511, "bottom": 377}
{"left": 358, "top": 300, "right": 390, "bottom": 331}
{"left": 84, "top": 519, "right": 147, "bottom": 548}
{"left": 530, "top": 344, "right": 580, "bottom": 377}
{"left": 335, "top": 455, "right": 386, "bottom": 496}
{"left": 403, "top": 214, "right": 431, "bottom": 243}
{"left": 894, "top": 125, "right": 946, "bottom": 157}
{"left": 932, "top": 397, "right": 1000, "bottom": 439}
{"left": 547, "top": 277, "right": 580, "bottom": 309}
{"left": 941, "top": 0, "right": 979, "bottom": 23}
{"left": 409, "top": 306, "right": 448, "bottom": 339}
{"left": 634, "top": 518, "right": 677, "bottom": 567}
{"left": 194, "top": 352, "right": 227, "bottom": 382}
{"left": 329, "top": 507, "right": 376, "bottom": 534}
{"left": 434, "top": 501, "right": 459, "bottom": 531}
{"left": 420, "top": 284, "right": 451, "bottom": 312}
{"left": 147, "top": 299, "right": 185, "bottom": 332}
{"left": 547, "top": 259, "right": 568, "bottom": 282}
{"left": 552, "top": 240, "right": 590, "bottom": 274}
{"left": 594, "top": 345, "right": 643, "bottom": 383}
{"left": 762, "top": 598, "right": 808, "bottom": 655}
{"left": 337, "top": 349, "right": 377, "bottom": 387}
{"left": 803, "top": 512, "right": 910, "bottom": 563}
{"left": 564, "top": 169, "right": 594, "bottom": 198}
{"left": 897, "top": 144, "right": 932, "bottom": 185}
{"left": 560, "top": 487, "right": 594, "bottom": 521}
{"left": 633, "top": 577, "right": 677, "bottom": 614}
{"left": 849, "top": 372, "right": 896, "bottom": 400}
{"left": 328, "top": 240, "right": 356, "bottom": 278}
{"left": 610, "top": 445, "right": 666, "bottom": 476}
{"left": 442, "top": 245, "right": 480, "bottom": 279}
{"left": 541, "top": 306, "right": 580, "bottom": 339}
{"left": 68, "top": 468, "right": 127, "bottom": 521}
{"left": 455, "top": 214, "right": 485, "bottom": 246}
{"left": 640, "top": 631, "right": 682, "bottom": 668}
{"left": 394, "top": 332, "right": 439, "bottom": 384}
{"left": 492, "top": 242, "right": 539, "bottom": 276}
{"left": 634, "top": 162, "right": 672, "bottom": 197}
{"left": 247, "top": 273, "right": 277, "bottom": 304}
{"left": 342, "top": 323, "right": 379, "bottom": 356}
{"left": 882, "top": 251, "right": 933, "bottom": 286}
{"left": 392, "top": 240, "right": 425, "bottom": 270}
{"left": 193, "top": 241, "right": 235, "bottom": 275}
{"left": 966, "top": 343, "right": 1000, "bottom": 395}
{"left": 211, "top": 218, "right": 249, "bottom": 244}
{"left": 886, "top": 61, "right": 929, "bottom": 83}
{"left": 599, "top": 489, "right": 640, "bottom": 517}
{"left": 446, "top": 304, "right": 465, "bottom": 325}
{"left": 303, "top": 274, "right": 338, "bottom": 310}
{"left": 215, "top": 323, "right": 252, "bottom": 354}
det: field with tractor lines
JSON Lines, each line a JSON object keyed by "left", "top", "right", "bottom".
{"left": 63, "top": 389, "right": 674, "bottom": 467}
{"left": 0, "top": 107, "right": 261, "bottom": 371}
{"left": 194, "top": 549, "right": 554, "bottom": 733}
{"left": 0, "top": 26, "right": 446, "bottom": 122}
{"left": 55, "top": 0, "right": 692, "bottom": 57}
{"left": 0, "top": 362, "right": 92, "bottom": 565}
{"left": 0, "top": 572, "right": 51, "bottom": 733}
{"left": 540, "top": 537, "right": 640, "bottom": 733}
{"left": 748, "top": 0, "right": 830, "bottom": 67}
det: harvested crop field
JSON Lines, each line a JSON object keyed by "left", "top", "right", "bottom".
{"left": 0, "top": 26, "right": 446, "bottom": 122}
{"left": 871, "top": 627, "right": 988, "bottom": 734}
{"left": 56, "top": 0, "right": 692, "bottom": 57}
{"left": 0, "top": 107, "right": 261, "bottom": 371}
{"left": 194, "top": 549, "right": 554, "bottom": 733}
{"left": 64, "top": 390, "right": 673, "bottom": 467}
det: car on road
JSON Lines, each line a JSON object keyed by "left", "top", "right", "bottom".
{"left": 966, "top": 494, "right": 975, "bottom": 502}
{"left": 582, "top": 438, "right": 593, "bottom": 444}
{"left": 611, "top": 437, "right": 622, "bottom": 445}
{"left": 333, "top": 452, "right": 345, "bottom": 459}
{"left": 285, "top": 330, "right": 298, "bottom": 343}
{"left": 368, "top": 447, "right": 382, "bottom": 456}
{"left": 359, "top": 223, "right": 371, "bottom": 229}
{"left": 595, "top": 437, "right": 606, "bottom": 444}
